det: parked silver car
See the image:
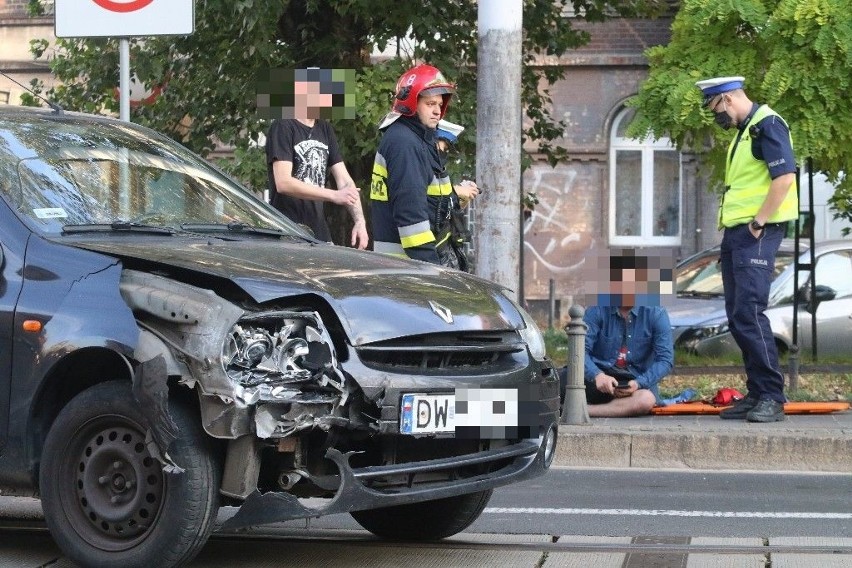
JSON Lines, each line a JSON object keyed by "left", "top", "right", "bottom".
{"left": 669, "top": 239, "right": 852, "bottom": 357}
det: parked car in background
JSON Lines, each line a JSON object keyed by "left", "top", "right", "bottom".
{"left": 669, "top": 239, "right": 852, "bottom": 357}
{"left": 0, "top": 106, "right": 560, "bottom": 568}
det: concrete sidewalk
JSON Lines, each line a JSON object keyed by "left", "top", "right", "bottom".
{"left": 554, "top": 408, "right": 852, "bottom": 473}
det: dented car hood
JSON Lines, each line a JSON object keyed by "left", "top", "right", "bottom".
{"left": 59, "top": 236, "right": 524, "bottom": 345}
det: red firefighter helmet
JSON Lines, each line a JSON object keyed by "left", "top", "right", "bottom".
{"left": 392, "top": 64, "right": 455, "bottom": 118}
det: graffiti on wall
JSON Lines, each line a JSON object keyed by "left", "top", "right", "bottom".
{"left": 523, "top": 165, "right": 598, "bottom": 299}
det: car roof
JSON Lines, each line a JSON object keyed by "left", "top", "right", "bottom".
{"left": 0, "top": 105, "right": 150, "bottom": 132}
{"left": 678, "top": 238, "right": 852, "bottom": 271}
{"left": 807, "top": 239, "right": 852, "bottom": 255}
{"left": 1, "top": 104, "right": 104, "bottom": 120}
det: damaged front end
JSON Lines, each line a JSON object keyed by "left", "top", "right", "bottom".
{"left": 120, "top": 270, "right": 354, "bottom": 441}
{"left": 119, "top": 269, "right": 557, "bottom": 531}
{"left": 119, "top": 269, "right": 373, "bottom": 498}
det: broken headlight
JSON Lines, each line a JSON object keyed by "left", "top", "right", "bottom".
{"left": 221, "top": 311, "right": 342, "bottom": 392}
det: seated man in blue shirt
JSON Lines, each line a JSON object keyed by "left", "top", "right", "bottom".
{"left": 572, "top": 250, "right": 675, "bottom": 417}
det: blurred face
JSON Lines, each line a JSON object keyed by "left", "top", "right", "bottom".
{"left": 610, "top": 268, "right": 652, "bottom": 308}
{"left": 294, "top": 80, "right": 333, "bottom": 119}
{"left": 416, "top": 94, "right": 443, "bottom": 129}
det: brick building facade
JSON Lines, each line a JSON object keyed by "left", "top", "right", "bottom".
{"left": 521, "top": 16, "right": 719, "bottom": 320}
{"left": 0, "top": 0, "right": 55, "bottom": 104}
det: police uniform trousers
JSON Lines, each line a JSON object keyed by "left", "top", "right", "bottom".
{"left": 719, "top": 223, "right": 786, "bottom": 402}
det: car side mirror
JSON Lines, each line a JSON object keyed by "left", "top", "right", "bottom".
{"left": 813, "top": 284, "right": 837, "bottom": 304}
{"left": 802, "top": 284, "right": 837, "bottom": 313}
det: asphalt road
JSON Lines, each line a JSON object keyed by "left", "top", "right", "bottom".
{"left": 2, "top": 468, "right": 850, "bottom": 567}
{"left": 282, "top": 467, "right": 852, "bottom": 538}
{"left": 477, "top": 468, "right": 852, "bottom": 537}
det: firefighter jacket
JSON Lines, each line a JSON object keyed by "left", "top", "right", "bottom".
{"left": 370, "top": 117, "right": 453, "bottom": 264}
{"left": 720, "top": 105, "right": 798, "bottom": 228}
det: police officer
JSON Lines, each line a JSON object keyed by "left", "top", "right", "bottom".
{"left": 695, "top": 76, "right": 798, "bottom": 422}
{"left": 435, "top": 119, "right": 479, "bottom": 271}
{"left": 370, "top": 64, "right": 457, "bottom": 265}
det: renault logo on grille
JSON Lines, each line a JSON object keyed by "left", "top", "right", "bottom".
{"left": 428, "top": 301, "right": 454, "bottom": 324}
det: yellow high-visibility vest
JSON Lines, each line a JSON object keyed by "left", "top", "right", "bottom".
{"left": 719, "top": 105, "right": 798, "bottom": 228}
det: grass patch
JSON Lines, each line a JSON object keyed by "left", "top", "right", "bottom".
{"left": 660, "top": 372, "right": 852, "bottom": 403}
{"left": 544, "top": 328, "right": 568, "bottom": 366}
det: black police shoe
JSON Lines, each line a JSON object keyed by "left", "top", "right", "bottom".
{"left": 746, "top": 399, "right": 785, "bottom": 423}
{"left": 718, "top": 395, "right": 758, "bottom": 420}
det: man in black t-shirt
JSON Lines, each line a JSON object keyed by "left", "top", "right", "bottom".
{"left": 266, "top": 69, "right": 367, "bottom": 248}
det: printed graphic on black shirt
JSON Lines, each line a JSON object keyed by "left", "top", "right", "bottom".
{"left": 293, "top": 139, "right": 329, "bottom": 188}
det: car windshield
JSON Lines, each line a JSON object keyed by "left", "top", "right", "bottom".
{"left": 0, "top": 114, "right": 304, "bottom": 237}
{"left": 676, "top": 250, "right": 795, "bottom": 296}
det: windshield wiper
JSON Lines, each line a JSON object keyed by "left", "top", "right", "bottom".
{"left": 62, "top": 222, "right": 176, "bottom": 235}
{"left": 180, "top": 222, "right": 306, "bottom": 239}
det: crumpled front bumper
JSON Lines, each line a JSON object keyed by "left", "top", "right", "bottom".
{"left": 221, "top": 428, "right": 556, "bottom": 530}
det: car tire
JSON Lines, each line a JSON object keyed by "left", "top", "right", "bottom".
{"left": 39, "top": 380, "right": 220, "bottom": 568}
{"left": 350, "top": 489, "right": 492, "bottom": 541}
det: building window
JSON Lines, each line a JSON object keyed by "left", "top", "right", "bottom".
{"left": 609, "top": 107, "right": 682, "bottom": 246}
{"left": 0, "top": 91, "right": 9, "bottom": 105}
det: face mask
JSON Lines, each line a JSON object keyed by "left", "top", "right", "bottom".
{"left": 713, "top": 100, "right": 734, "bottom": 130}
{"left": 714, "top": 110, "right": 733, "bottom": 130}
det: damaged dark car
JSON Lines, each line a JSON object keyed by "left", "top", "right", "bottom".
{"left": 0, "top": 106, "right": 559, "bottom": 567}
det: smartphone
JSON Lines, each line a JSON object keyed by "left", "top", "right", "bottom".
{"left": 615, "top": 379, "right": 631, "bottom": 389}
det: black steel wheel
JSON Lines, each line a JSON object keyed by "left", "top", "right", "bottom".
{"left": 68, "top": 420, "right": 165, "bottom": 548}
{"left": 40, "top": 381, "right": 219, "bottom": 568}
{"left": 351, "top": 489, "right": 493, "bottom": 541}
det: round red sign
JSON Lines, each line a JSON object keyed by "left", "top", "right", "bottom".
{"left": 92, "top": 0, "right": 155, "bottom": 12}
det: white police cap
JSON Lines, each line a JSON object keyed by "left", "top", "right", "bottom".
{"left": 436, "top": 119, "right": 464, "bottom": 144}
{"left": 695, "top": 76, "right": 745, "bottom": 105}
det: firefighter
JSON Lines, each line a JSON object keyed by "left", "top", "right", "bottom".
{"left": 370, "top": 64, "right": 458, "bottom": 265}
{"left": 435, "top": 119, "right": 479, "bottom": 271}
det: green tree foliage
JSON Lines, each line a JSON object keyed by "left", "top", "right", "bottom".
{"left": 627, "top": 0, "right": 852, "bottom": 232}
{"left": 27, "top": 0, "right": 665, "bottom": 244}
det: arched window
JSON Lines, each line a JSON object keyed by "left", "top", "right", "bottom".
{"left": 609, "top": 107, "right": 682, "bottom": 246}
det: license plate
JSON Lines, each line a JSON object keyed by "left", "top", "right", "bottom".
{"left": 400, "top": 393, "right": 455, "bottom": 434}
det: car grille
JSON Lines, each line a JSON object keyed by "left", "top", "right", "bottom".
{"left": 356, "top": 331, "right": 525, "bottom": 373}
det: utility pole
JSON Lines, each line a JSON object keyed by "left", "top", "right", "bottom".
{"left": 475, "top": 0, "right": 523, "bottom": 297}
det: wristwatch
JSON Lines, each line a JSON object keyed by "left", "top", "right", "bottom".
{"left": 749, "top": 219, "right": 765, "bottom": 231}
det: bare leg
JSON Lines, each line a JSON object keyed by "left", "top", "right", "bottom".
{"left": 588, "top": 389, "right": 656, "bottom": 418}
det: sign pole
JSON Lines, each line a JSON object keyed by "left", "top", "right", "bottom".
{"left": 119, "top": 38, "right": 130, "bottom": 121}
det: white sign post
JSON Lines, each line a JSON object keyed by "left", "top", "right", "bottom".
{"left": 54, "top": 0, "right": 194, "bottom": 121}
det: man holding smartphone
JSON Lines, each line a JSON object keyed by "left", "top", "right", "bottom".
{"left": 573, "top": 250, "right": 675, "bottom": 417}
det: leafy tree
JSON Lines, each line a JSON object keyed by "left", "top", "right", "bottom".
{"left": 27, "top": 0, "right": 666, "bottom": 244}
{"left": 627, "top": 0, "right": 852, "bottom": 233}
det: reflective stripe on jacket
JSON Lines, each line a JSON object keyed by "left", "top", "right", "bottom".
{"left": 369, "top": 117, "right": 449, "bottom": 264}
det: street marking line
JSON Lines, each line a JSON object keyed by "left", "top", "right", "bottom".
{"left": 484, "top": 507, "right": 852, "bottom": 519}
